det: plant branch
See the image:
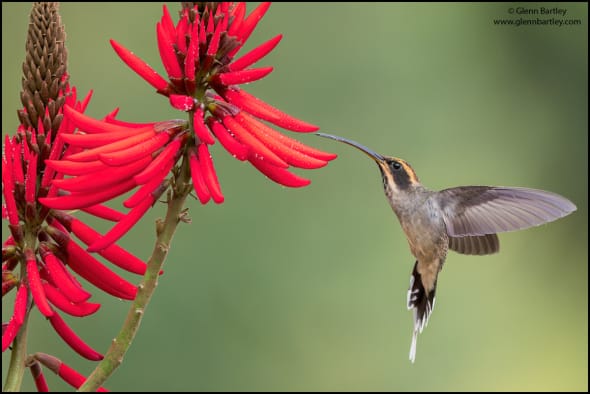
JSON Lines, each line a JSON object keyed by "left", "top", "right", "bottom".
{"left": 78, "top": 161, "right": 192, "bottom": 392}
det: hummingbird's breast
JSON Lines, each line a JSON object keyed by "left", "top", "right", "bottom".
{"left": 389, "top": 190, "right": 448, "bottom": 262}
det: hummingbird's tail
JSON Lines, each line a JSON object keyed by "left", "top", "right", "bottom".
{"left": 407, "top": 261, "right": 438, "bottom": 363}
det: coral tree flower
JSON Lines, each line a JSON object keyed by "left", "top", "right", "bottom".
{"left": 41, "top": 2, "right": 336, "bottom": 252}
{"left": 2, "top": 3, "right": 147, "bottom": 363}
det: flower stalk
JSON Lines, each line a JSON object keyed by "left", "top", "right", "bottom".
{"left": 79, "top": 160, "right": 193, "bottom": 392}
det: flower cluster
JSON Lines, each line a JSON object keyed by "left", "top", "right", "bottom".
{"left": 2, "top": 3, "right": 146, "bottom": 365}
{"left": 2, "top": 79, "right": 144, "bottom": 361}
{"left": 40, "top": 2, "right": 336, "bottom": 252}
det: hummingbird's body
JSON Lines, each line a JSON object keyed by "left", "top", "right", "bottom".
{"left": 317, "top": 133, "right": 577, "bottom": 363}
{"left": 380, "top": 161, "right": 450, "bottom": 362}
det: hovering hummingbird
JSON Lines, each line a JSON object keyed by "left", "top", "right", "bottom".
{"left": 316, "top": 132, "right": 577, "bottom": 363}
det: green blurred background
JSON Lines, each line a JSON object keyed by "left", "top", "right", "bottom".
{"left": 2, "top": 2, "right": 588, "bottom": 391}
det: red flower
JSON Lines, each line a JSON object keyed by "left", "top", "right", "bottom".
{"left": 110, "top": 2, "right": 337, "bottom": 187}
{"left": 28, "top": 353, "right": 109, "bottom": 391}
{"left": 41, "top": 3, "right": 336, "bottom": 252}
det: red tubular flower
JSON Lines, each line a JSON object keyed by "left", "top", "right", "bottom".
{"left": 85, "top": 195, "right": 164, "bottom": 254}
{"left": 38, "top": 244, "right": 92, "bottom": 304}
{"left": 26, "top": 250, "right": 54, "bottom": 318}
{"left": 2, "top": 285, "right": 28, "bottom": 352}
{"left": 196, "top": 143, "right": 225, "bottom": 204}
{"left": 27, "top": 357, "right": 50, "bottom": 392}
{"left": 42, "top": 3, "right": 337, "bottom": 252}
{"left": 30, "top": 353, "right": 109, "bottom": 392}
{"left": 48, "top": 313, "right": 103, "bottom": 361}
{"left": 42, "top": 283, "right": 100, "bottom": 317}
{"left": 189, "top": 149, "right": 212, "bottom": 204}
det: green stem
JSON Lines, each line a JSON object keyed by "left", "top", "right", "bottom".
{"left": 3, "top": 313, "right": 31, "bottom": 392}
{"left": 78, "top": 163, "right": 192, "bottom": 392}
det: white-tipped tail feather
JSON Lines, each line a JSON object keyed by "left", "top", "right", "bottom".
{"left": 407, "top": 262, "right": 437, "bottom": 363}
{"left": 409, "top": 328, "right": 418, "bottom": 363}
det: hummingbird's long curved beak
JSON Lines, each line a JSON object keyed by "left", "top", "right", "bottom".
{"left": 316, "top": 133, "right": 385, "bottom": 163}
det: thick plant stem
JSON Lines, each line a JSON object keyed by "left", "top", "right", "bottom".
{"left": 78, "top": 164, "right": 192, "bottom": 392}
{"left": 3, "top": 313, "right": 31, "bottom": 392}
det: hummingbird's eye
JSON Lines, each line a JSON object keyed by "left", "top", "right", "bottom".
{"left": 391, "top": 161, "right": 402, "bottom": 171}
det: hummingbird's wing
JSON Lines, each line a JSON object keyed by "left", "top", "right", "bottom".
{"left": 436, "top": 186, "right": 576, "bottom": 237}
{"left": 448, "top": 233, "right": 499, "bottom": 255}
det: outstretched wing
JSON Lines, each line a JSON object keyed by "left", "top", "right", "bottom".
{"left": 448, "top": 233, "right": 499, "bottom": 255}
{"left": 435, "top": 186, "right": 576, "bottom": 237}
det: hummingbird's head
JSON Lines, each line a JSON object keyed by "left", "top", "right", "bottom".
{"left": 316, "top": 133, "right": 420, "bottom": 194}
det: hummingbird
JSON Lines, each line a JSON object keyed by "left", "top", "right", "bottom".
{"left": 316, "top": 132, "right": 577, "bottom": 363}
